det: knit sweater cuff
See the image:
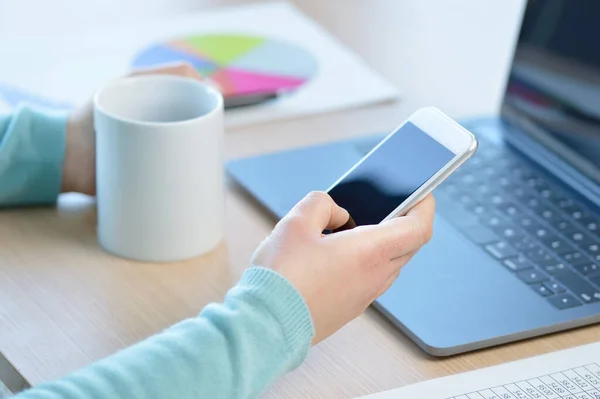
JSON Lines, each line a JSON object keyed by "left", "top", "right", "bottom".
{"left": 237, "top": 267, "right": 315, "bottom": 368}
{"left": 3, "top": 105, "right": 68, "bottom": 205}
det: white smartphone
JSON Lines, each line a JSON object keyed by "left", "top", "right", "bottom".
{"left": 326, "top": 107, "right": 478, "bottom": 230}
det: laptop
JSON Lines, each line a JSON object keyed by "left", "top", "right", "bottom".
{"left": 226, "top": 0, "right": 600, "bottom": 356}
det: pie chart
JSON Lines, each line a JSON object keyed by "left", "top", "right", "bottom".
{"left": 132, "top": 34, "right": 318, "bottom": 100}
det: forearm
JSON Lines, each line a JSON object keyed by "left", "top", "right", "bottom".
{"left": 15, "top": 267, "right": 314, "bottom": 399}
{"left": 0, "top": 106, "right": 68, "bottom": 206}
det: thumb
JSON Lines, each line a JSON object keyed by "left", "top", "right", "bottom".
{"left": 288, "top": 191, "right": 349, "bottom": 234}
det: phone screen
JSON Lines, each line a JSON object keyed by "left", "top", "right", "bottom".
{"left": 328, "top": 122, "right": 455, "bottom": 226}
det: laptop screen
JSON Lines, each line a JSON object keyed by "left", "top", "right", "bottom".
{"left": 501, "top": 1, "right": 600, "bottom": 183}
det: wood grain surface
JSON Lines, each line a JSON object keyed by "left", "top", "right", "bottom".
{"left": 1, "top": 1, "right": 599, "bottom": 398}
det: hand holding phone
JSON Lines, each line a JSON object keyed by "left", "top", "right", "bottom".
{"left": 327, "top": 107, "right": 477, "bottom": 231}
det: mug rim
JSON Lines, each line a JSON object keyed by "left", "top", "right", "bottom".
{"left": 93, "top": 75, "right": 224, "bottom": 127}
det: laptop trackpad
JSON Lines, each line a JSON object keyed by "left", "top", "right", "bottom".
{"left": 376, "top": 215, "right": 545, "bottom": 353}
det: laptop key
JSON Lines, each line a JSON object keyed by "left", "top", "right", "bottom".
{"left": 504, "top": 256, "right": 534, "bottom": 272}
{"left": 541, "top": 261, "right": 569, "bottom": 275}
{"left": 513, "top": 186, "right": 528, "bottom": 200}
{"left": 473, "top": 184, "right": 493, "bottom": 200}
{"left": 523, "top": 217, "right": 548, "bottom": 235}
{"left": 555, "top": 219, "right": 573, "bottom": 232}
{"left": 548, "top": 240, "right": 573, "bottom": 255}
{"left": 519, "top": 216, "right": 542, "bottom": 234}
{"left": 490, "top": 193, "right": 507, "bottom": 206}
{"left": 497, "top": 203, "right": 522, "bottom": 219}
{"left": 494, "top": 226, "right": 526, "bottom": 244}
{"left": 590, "top": 276, "right": 600, "bottom": 289}
{"left": 540, "top": 187, "right": 566, "bottom": 203}
{"left": 584, "top": 243, "right": 600, "bottom": 262}
{"left": 554, "top": 270, "right": 600, "bottom": 303}
{"left": 532, "top": 283, "right": 553, "bottom": 296}
{"left": 533, "top": 206, "right": 559, "bottom": 223}
{"left": 548, "top": 293, "right": 582, "bottom": 310}
{"left": 470, "top": 203, "right": 489, "bottom": 216}
{"left": 538, "top": 188, "right": 553, "bottom": 200}
{"left": 511, "top": 166, "right": 533, "bottom": 180}
{"left": 544, "top": 280, "right": 566, "bottom": 293}
{"left": 559, "top": 224, "right": 585, "bottom": 240}
{"left": 524, "top": 246, "right": 554, "bottom": 263}
{"left": 532, "top": 283, "right": 554, "bottom": 297}
{"left": 568, "top": 231, "right": 597, "bottom": 248}
{"left": 510, "top": 237, "right": 535, "bottom": 252}
{"left": 537, "top": 233, "right": 573, "bottom": 254}
{"left": 555, "top": 198, "right": 576, "bottom": 210}
{"left": 480, "top": 214, "right": 510, "bottom": 230}
{"left": 525, "top": 176, "right": 546, "bottom": 189}
{"left": 562, "top": 204, "right": 588, "bottom": 220}
{"left": 561, "top": 251, "right": 590, "bottom": 266}
{"left": 534, "top": 227, "right": 550, "bottom": 239}
{"left": 579, "top": 216, "right": 600, "bottom": 235}
{"left": 525, "top": 196, "right": 543, "bottom": 212}
{"left": 532, "top": 185, "right": 553, "bottom": 201}
{"left": 498, "top": 175, "right": 512, "bottom": 188}
{"left": 485, "top": 241, "right": 518, "bottom": 259}
{"left": 573, "top": 263, "right": 600, "bottom": 277}
{"left": 529, "top": 180, "right": 550, "bottom": 193}
{"left": 516, "top": 169, "right": 538, "bottom": 183}
{"left": 517, "top": 269, "right": 549, "bottom": 284}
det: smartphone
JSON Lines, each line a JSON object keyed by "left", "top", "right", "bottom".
{"left": 326, "top": 107, "right": 478, "bottom": 231}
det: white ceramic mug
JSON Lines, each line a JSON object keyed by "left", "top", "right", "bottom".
{"left": 94, "top": 75, "right": 225, "bottom": 262}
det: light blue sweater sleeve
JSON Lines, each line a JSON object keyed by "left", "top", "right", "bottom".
{"left": 0, "top": 105, "right": 68, "bottom": 206}
{"left": 1, "top": 107, "right": 315, "bottom": 397}
{"left": 15, "top": 267, "right": 315, "bottom": 399}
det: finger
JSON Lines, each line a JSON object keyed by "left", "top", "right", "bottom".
{"left": 341, "top": 196, "right": 435, "bottom": 260}
{"left": 129, "top": 62, "right": 204, "bottom": 80}
{"left": 378, "top": 194, "right": 435, "bottom": 254}
{"left": 332, "top": 214, "right": 357, "bottom": 233}
{"left": 287, "top": 191, "right": 350, "bottom": 234}
{"left": 405, "top": 194, "right": 435, "bottom": 226}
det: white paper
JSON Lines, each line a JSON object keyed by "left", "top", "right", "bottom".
{"left": 358, "top": 341, "right": 600, "bottom": 398}
{"left": 0, "top": 2, "right": 398, "bottom": 127}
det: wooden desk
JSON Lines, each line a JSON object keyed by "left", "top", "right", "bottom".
{"left": 1, "top": 0, "right": 600, "bottom": 398}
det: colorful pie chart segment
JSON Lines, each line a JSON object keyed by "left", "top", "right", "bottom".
{"left": 132, "top": 34, "right": 318, "bottom": 98}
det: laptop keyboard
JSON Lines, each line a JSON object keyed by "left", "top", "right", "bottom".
{"left": 433, "top": 135, "right": 600, "bottom": 310}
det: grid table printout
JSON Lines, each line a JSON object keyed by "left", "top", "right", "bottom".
{"left": 449, "top": 364, "right": 600, "bottom": 399}
{"left": 358, "top": 342, "right": 600, "bottom": 399}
